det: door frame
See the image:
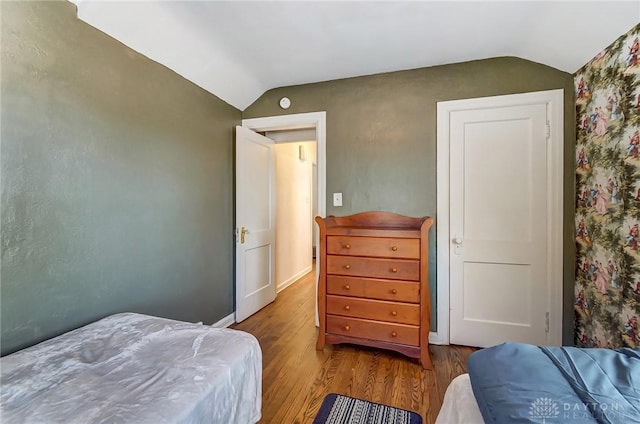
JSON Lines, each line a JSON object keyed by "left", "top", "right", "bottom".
{"left": 435, "top": 90, "right": 564, "bottom": 346}
{"left": 241, "top": 111, "right": 327, "bottom": 325}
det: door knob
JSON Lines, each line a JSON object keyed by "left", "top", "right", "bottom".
{"left": 240, "top": 226, "right": 250, "bottom": 244}
{"left": 453, "top": 236, "right": 463, "bottom": 256}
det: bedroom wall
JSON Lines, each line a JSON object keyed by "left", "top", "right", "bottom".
{"left": 244, "top": 57, "right": 576, "bottom": 342}
{"left": 574, "top": 23, "right": 640, "bottom": 348}
{"left": 1, "top": 1, "right": 240, "bottom": 355}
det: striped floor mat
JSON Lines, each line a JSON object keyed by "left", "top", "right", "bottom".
{"left": 313, "top": 393, "right": 422, "bottom": 424}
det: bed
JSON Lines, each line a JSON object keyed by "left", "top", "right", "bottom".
{"left": 436, "top": 342, "right": 640, "bottom": 424}
{"left": 0, "top": 312, "right": 262, "bottom": 424}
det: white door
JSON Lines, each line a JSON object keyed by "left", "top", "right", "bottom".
{"left": 446, "top": 93, "right": 559, "bottom": 347}
{"left": 235, "top": 126, "right": 276, "bottom": 322}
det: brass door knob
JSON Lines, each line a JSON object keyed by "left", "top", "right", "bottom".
{"left": 344, "top": 264, "right": 351, "bottom": 270}
{"left": 345, "top": 244, "right": 351, "bottom": 249}
{"left": 391, "top": 268, "right": 397, "bottom": 273}
{"left": 391, "top": 246, "right": 398, "bottom": 251}
{"left": 239, "top": 226, "right": 250, "bottom": 244}
{"left": 344, "top": 305, "right": 351, "bottom": 311}
{"left": 344, "top": 285, "right": 350, "bottom": 290}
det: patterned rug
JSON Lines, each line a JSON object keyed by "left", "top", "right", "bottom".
{"left": 313, "top": 393, "right": 422, "bottom": 424}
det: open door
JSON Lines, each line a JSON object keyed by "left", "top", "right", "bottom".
{"left": 235, "top": 126, "right": 276, "bottom": 322}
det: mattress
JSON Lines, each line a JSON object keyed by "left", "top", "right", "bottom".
{"left": 435, "top": 374, "right": 484, "bottom": 424}
{"left": 1, "top": 313, "right": 262, "bottom": 424}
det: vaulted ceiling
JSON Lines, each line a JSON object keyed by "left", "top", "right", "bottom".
{"left": 71, "top": 1, "right": 640, "bottom": 110}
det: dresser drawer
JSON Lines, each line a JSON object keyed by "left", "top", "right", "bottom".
{"left": 326, "top": 315, "right": 419, "bottom": 346}
{"left": 327, "top": 276, "right": 420, "bottom": 303}
{"left": 327, "top": 295, "right": 420, "bottom": 325}
{"left": 327, "top": 255, "right": 419, "bottom": 281}
{"left": 327, "top": 236, "right": 419, "bottom": 259}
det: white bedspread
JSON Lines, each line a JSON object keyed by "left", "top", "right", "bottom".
{"left": 435, "top": 373, "right": 484, "bottom": 424}
{"left": 1, "top": 313, "right": 262, "bottom": 424}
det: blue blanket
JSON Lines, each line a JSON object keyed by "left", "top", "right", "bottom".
{"left": 468, "top": 343, "right": 640, "bottom": 423}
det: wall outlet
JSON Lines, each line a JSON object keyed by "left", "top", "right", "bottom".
{"left": 333, "top": 192, "right": 343, "bottom": 207}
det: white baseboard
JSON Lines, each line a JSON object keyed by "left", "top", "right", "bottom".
{"left": 212, "top": 313, "right": 235, "bottom": 328}
{"left": 277, "top": 265, "right": 313, "bottom": 293}
{"left": 429, "top": 331, "right": 447, "bottom": 345}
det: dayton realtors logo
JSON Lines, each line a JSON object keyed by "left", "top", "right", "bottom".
{"left": 529, "top": 397, "right": 560, "bottom": 423}
{"left": 529, "top": 398, "right": 634, "bottom": 422}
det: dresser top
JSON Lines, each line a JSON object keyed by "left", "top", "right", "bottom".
{"left": 324, "top": 227, "right": 421, "bottom": 238}
{"left": 317, "top": 211, "right": 433, "bottom": 233}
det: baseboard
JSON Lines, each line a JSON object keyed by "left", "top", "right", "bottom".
{"left": 429, "top": 331, "right": 447, "bottom": 345}
{"left": 211, "top": 313, "right": 235, "bottom": 328}
{"left": 277, "top": 265, "right": 313, "bottom": 293}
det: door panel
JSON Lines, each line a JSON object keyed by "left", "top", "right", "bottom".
{"left": 243, "top": 140, "right": 272, "bottom": 231}
{"left": 463, "top": 118, "right": 534, "bottom": 243}
{"left": 244, "top": 245, "right": 272, "bottom": 295}
{"left": 235, "top": 126, "right": 276, "bottom": 322}
{"left": 462, "top": 262, "right": 532, "bottom": 326}
{"left": 449, "top": 103, "right": 548, "bottom": 347}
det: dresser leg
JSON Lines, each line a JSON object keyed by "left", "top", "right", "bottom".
{"left": 316, "top": 332, "right": 325, "bottom": 351}
{"left": 420, "top": 348, "right": 433, "bottom": 370}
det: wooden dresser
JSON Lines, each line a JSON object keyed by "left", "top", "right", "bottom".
{"left": 315, "top": 211, "right": 434, "bottom": 369}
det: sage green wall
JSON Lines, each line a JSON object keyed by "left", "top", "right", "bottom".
{"left": 244, "top": 57, "right": 576, "bottom": 344}
{"left": 1, "top": 1, "right": 240, "bottom": 355}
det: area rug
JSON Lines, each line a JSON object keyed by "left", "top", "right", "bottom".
{"left": 313, "top": 393, "right": 422, "bottom": 424}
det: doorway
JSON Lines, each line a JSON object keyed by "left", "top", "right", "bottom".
{"left": 238, "top": 112, "right": 326, "bottom": 324}
{"left": 271, "top": 139, "right": 317, "bottom": 293}
{"left": 435, "top": 90, "right": 563, "bottom": 347}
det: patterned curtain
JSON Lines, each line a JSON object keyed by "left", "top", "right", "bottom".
{"left": 575, "top": 23, "right": 640, "bottom": 348}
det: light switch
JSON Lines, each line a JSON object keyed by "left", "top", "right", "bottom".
{"left": 333, "top": 192, "right": 343, "bottom": 207}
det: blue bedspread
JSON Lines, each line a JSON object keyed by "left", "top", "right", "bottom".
{"left": 468, "top": 343, "right": 640, "bottom": 423}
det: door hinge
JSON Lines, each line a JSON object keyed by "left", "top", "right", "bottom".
{"left": 546, "top": 120, "right": 551, "bottom": 140}
{"left": 545, "top": 312, "right": 550, "bottom": 333}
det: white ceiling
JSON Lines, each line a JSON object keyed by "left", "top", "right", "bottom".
{"left": 71, "top": 1, "right": 640, "bottom": 111}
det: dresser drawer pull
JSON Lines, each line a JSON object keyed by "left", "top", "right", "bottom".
{"left": 345, "top": 244, "right": 351, "bottom": 249}
{"left": 391, "top": 246, "right": 398, "bottom": 251}
{"left": 344, "top": 284, "right": 350, "bottom": 290}
{"left": 344, "top": 264, "right": 351, "bottom": 270}
{"left": 391, "top": 311, "right": 397, "bottom": 316}
{"left": 391, "top": 268, "right": 397, "bottom": 273}
{"left": 344, "top": 305, "right": 351, "bottom": 311}
{"left": 391, "top": 331, "right": 398, "bottom": 337}
{"left": 391, "top": 288, "right": 397, "bottom": 294}
{"left": 344, "top": 325, "right": 351, "bottom": 331}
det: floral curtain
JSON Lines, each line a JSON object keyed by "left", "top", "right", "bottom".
{"left": 575, "top": 23, "right": 640, "bottom": 348}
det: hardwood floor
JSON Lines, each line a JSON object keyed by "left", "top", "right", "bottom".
{"left": 232, "top": 267, "right": 476, "bottom": 424}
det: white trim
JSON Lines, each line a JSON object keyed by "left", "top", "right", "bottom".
{"left": 241, "top": 112, "right": 327, "bottom": 327}
{"left": 212, "top": 313, "right": 235, "bottom": 328}
{"left": 429, "top": 331, "right": 446, "bottom": 345}
{"left": 436, "top": 89, "right": 564, "bottom": 346}
{"left": 546, "top": 91, "right": 564, "bottom": 347}
{"left": 265, "top": 128, "right": 317, "bottom": 143}
{"left": 436, "top": 102, "right": 452, "bottom": 345}
{"left": 277, "top": 265, "right": 313, "bottom": 293}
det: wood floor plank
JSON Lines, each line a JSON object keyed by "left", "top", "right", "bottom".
{"left": 232, "top": 266, "right": 476, "bottom": 424}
